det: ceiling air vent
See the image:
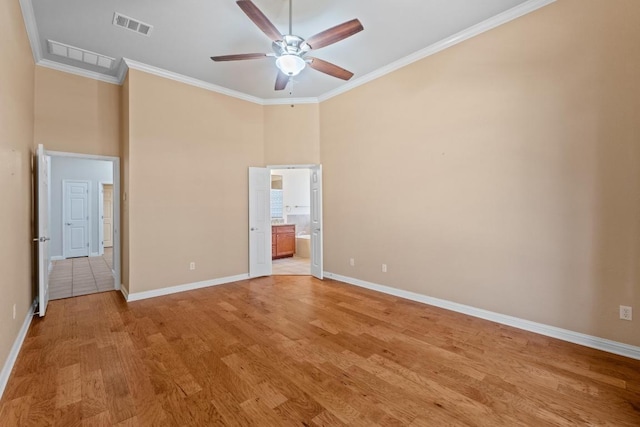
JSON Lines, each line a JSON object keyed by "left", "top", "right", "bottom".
{"left": 47, "top": 40, "right": 115, "bottom": 69}
{"left": 113, "top": 12, "right": 153, "bottom": 37}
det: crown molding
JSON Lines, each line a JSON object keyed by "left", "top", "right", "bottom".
{"left": 317, "top": 0, "right": 556, "bottom": 102}
{"left": 18, "top": 0, "right": 42, "bottom": 63}
{"left": 20, "top": 0, "right": 555, "bottom": 104}
{"left": 123, "top": 58, "right": 266, "bottom": 105}
{"left": 262, "top": 97, "right": 319, "bottom": 105}
{"left": 37, "top": 59, "right": 122, "bottom": 84}
{"left": 115, "top": 59, "right": 128, "bottom": 83}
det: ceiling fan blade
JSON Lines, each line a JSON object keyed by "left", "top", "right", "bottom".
{"left": 305, "top": 19, "right": 363, "bottom": 50}
{"left": 308, "top": 57, "right": 354, "bottom": 81}
{"left": 210, "top": 53, "right": 268, "bottom": 62}
{"left": 275, "top": 70, "right": 289, "bottom": 91}
{"left": 236, "top": 0, "right": 282, "bottom": 42}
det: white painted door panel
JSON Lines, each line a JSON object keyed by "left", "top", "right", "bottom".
{"left": 36, "top": 144, "right": 50, "bottom": 317}
{"left": 249, "top": 167, "right": 272, "bottom": 278}
{"left": 64, "top": 181, "right": 89, "bottom": 258}
{"left": 310, "top": 166, "right": 323, "bottom": 279}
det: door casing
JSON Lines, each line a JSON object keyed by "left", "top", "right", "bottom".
{"left": 47, "top": 150, "right": 121, "bottom": 291}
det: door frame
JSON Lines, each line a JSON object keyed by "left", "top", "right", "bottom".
{"left": 266, "top": 164, "right": 323, "bottom": 278}
{"left": 62, "top": 179, "right": 91, "bottom": 259}
{"left": 48, "top": 150, "right": 121, "bottom": 291}
{"left": 98, "top": 181, "right": 113, "bottom": 256}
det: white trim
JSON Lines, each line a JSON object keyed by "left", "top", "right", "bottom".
{"left": 115, "top": 60, "right": 128, "bottom": 83}
{"left": 18, "top": 0, "right": 41, "bottom": 63}
{"left": 323, "top": 272, "right": 640, "bottom": 361}
{"left": 123, "top": 59, "right": 266, "bottom": 105}
{"left": 262, "top": 97, "right": 319, "bottom": 106}
{"left": 37, "top": 60, "right": 121, "bottom": 85}
{"left": 125, "top": 274, "right": 250, "bottom": 302}
{"left": 20, "top": 0, "right": 555, "bottom": 104}
{"left": 97, "top": 181, "right": 113, "bottom": 256}
{"left": 50, "top": 255, "right": 64, "bottom": 261}
{"left": 0, "top": 301, "right": 36, "bottom": 400}
{"left": 120, "top": 284, "right": 128, "bottom": 300}
{"left": 317, "top": 0, "right": 557, "bottom": 102}
{"left": 46, "top": 151, "right": 119, "bottom": 162}
{"left": 267, "top": 164, "right": 318, "bottom": 170}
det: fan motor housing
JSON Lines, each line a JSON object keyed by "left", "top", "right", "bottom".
{"left": 273, "top": 35, "right": 310, "bottom": 57}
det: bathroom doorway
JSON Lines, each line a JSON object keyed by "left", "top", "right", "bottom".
{"left": 270, "top": 167, "right": 311, "bottom": 275}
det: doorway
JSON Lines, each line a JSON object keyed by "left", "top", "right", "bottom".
{"left": 37, "top": 149, "right": 121, "bottom": 310}
{"left": 248, "top": 164, "right": 323, "bottom": 279}
{"left": 270, "top": 168, "right": 311, "bottom": 275}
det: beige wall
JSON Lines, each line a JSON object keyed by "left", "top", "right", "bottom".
{"left": 264, "top": 104, "right": 320, "bottom": 165}
{"left": 34, "top": 67, "right": 120, "bottom": 157}
{"left": 320, "top": 0, "right": 640, "bottom": 346}
{"left": 0, "top": 0, "right": 35, "bottom": 374}
{"left": 126, "top": 69, "right": 264, "bottom": 293}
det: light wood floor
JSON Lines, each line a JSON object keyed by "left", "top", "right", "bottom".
{"left": 1, "top": 276, "right": 639, "bottom": 426}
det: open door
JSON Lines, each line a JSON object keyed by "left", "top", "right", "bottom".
{"left": 248, "top": 167, "right": 272, "bottom": 278}
{"left": 310, "top": 165, "right": 323, "bottom": 279}
{"left": 35, "top": 144, "right": 50, "bottom": 317}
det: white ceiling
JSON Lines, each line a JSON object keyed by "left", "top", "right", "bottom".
{"left": 26, "top": 0, "right": 549, "bottom": 102}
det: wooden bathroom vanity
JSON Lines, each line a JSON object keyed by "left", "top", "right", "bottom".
{"left": 272, "top": 224, "right": 295, "bottom": 259}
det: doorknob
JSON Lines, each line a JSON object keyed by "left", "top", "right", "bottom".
{"left": 250, "top": 227, "right": 257, "bottom": 231}
{"left": 66, "top": 223, "right": 72, "bottom": 226}
{"left": 33, "top": 237, "right": 50, "bottom": 242}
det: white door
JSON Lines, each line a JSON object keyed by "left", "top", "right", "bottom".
{"left": 36, "top": 145, "right": 50, "bottom": 317}
{"left": 103, "top": 185, "right": 113, "bottom": 248}
{"left": 64, "top": 181, "right": 90, "bottom": 258}
{"left": 310, "top": 165, "right": 323, "bottom": 279}
{"left": 248, "top": 167, "right": 272, "bottom": 278}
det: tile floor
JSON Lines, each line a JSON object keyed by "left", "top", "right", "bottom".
{"left": 272, "top": 255, "right": 310, "bottom": 275}
{"left": 49, "top": 247, "right": 115, "bottom": 300}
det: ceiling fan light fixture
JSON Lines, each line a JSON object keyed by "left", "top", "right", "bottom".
{"left": 276, "top": 54, "right": 306, "bottom": 76}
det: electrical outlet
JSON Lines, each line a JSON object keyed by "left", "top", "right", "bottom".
{"left": 189, "top": 262, "right": 196, "bottom": 270}
{"left": 382, "top": 264, "right": 387, "bottom": 273}
{"left": 620, "top": 305, "right": 632, "bottom": 321}
{"left": 13, "top": 304, "right": 16, "bottom": 320}
{"left": 349, "top": 258, "right": 355, "bottom": 267}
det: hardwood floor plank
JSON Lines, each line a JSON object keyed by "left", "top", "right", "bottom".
{"left": 1, "top": 277, "right": 638, "bottom": 426}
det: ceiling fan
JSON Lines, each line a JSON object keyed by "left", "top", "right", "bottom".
{"left": 211, "top": 0, "right": 364, "bottom": 91}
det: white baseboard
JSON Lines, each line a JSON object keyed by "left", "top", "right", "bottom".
{"left": 50, "top": 256, "right": 64, "bottom": 261}
{"left": 324, "top": 272, "right": 640, "bottom": 361}
{"left": 120, "top": 284, "right": 129, "bottom": 301}
{"left": 125, "top": 274, "right": 250, "bottom": 302}
{"left": 0, "top": 301, "right": 36, "bottom": 400}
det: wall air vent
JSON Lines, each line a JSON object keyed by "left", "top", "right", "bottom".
{"left": 113, "top": 12, "right": 153, "bottom": 36}
{"left": 47, "top": 40, "right": 115, "bottom": 69}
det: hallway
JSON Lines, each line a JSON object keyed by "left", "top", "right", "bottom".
{"left": 49, "top": 248, "right": 115, "bottom": 300}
